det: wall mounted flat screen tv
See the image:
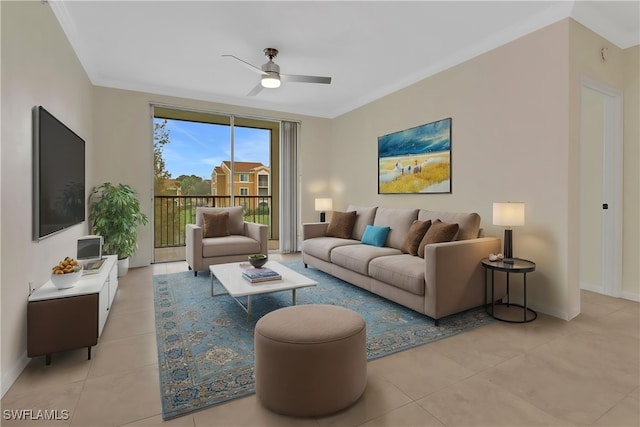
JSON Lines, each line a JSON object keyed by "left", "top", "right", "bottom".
{"left": 33, "top": 106, "right": 86, "bottom": 240}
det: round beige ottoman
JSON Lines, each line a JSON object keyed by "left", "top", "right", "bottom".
{"left": 254, "top": 304, "right": 367, "bottom": 417}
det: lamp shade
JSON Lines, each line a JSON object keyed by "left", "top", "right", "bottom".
{"left": 315, "top": 198, "right": 333, "bottom": 212}
{"left": 261, "top": 74, "right": 281, "bottom": 88}
{"left": 493, "top": 202, "right": 525, "bottom": 227}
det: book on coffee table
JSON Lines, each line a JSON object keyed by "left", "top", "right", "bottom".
{"left": 242, "top": 267, "right": 282, "bottom": 283}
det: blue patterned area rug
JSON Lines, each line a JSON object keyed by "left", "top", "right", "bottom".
{"left": 153, "top": 261, "right": 493, "bottom": 420}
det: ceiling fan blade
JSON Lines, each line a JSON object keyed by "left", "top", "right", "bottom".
{"left": 247, "top": 82, "right": 264, "bottom": 96}
{"left": 281, "top": 74, "right": 332, "bottom": 84}
{"left": 222, "top": 54, "right": 266, "bottom": 75}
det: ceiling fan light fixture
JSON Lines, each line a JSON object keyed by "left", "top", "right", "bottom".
{"left": 261, "top": 74, "right": 280, "bottom": 88}
{"left": 225, "top": 48, "right": 331, "bottom": 96}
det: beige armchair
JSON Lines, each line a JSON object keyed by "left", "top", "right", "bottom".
{"left": 186, "top": 206, "right": 268, "bottom": 276}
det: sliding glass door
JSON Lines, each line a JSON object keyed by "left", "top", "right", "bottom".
{"left": 152, "top": 107, "right": 279, "bottom": 262}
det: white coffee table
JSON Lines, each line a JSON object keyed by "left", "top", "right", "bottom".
{"left": 209, "top": 261, "right": 317, "bottom": 316}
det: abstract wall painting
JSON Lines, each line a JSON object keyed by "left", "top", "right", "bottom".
{"left": 378, "top": 118, "right": 452, "bottom": 194}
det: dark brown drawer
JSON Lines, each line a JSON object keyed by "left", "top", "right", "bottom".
{"left": 27, "top": 293, "right": 98, "bottom": 358}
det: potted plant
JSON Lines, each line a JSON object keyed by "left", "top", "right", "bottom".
{"left": 89, "top": 182, "right": 149, "bottom": 276}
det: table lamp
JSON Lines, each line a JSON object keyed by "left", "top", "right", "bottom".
{"left": 315, "top": 198, "right": 333, "bottom": 222}
{"left": 493, "top": 202, "right": 525, "bottom": 264}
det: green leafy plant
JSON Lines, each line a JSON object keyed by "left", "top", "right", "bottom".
{"left": 89, "top": 183, "right": 149, "bottom": 260}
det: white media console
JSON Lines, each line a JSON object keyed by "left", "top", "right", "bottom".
{"left": 27, "top": 255, "right": 118, "bottom": 365}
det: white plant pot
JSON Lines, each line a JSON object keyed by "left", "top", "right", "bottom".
{"left": 117, "top": 257, "right": 129, "bottom": 277}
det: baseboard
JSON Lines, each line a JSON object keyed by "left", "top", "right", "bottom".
{"left": 501, "top": 296, "right": 569, "bottom": 320}
{"left": 534, "top": 302, "right": 570, "bottom": 320}
{"left": 619, "top": 291, "right": 640, "bottom": 302}
{"left": 566, "top": 305, "right": 580, "bottom": 320}
{"left": 527, "top": 288, "right": 640, "bottom": 321}
{"left": 580, "top": 285, "right": 640, "bottom": 302}
{"left": 1, "top": 351, "right": 30, "bottom": 398}
{"left": 580, "top": 283, "right": 602, "bottom": 293}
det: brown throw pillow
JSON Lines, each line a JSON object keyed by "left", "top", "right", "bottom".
{"left": 417, "top": 219, "right": 459, "bottom": 258}
{"left": 326, "top": 211, "right": 357, "bottom": 239}
{"left": 203, "top": 211, "right": 230, "bottom": 238}
{"left": 401, "top": 220, "right": 432, "bottom": 255}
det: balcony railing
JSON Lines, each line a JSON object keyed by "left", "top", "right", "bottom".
{"left": 154, "top": 195, "right": 272, "bottom": 248}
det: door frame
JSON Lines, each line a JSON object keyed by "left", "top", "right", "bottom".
{"left": 579, "top": 76, "right": 623, "bottom": 298}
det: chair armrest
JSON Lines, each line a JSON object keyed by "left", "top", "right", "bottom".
{"left": 185, "top": 224, "right": 203, "bottom": 271}
{"left": 302, "top": 222, "right": 329, "bottom": 240}
{"left": 424, "top": 237, "right": 502, "bottom": 319}
{"left": 244, "top": 222, "right": 268, "bottom": 255}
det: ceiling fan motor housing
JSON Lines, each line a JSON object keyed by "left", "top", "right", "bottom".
{"left": 262, "top": 48, "right": 281, "bottom": 75}
{"left": 262, "top": 60, "right": 280, "bottom": 74}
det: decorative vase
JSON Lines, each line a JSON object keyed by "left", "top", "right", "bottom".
{"left": 117, "top": 257, "right": 130, "bottom": 277}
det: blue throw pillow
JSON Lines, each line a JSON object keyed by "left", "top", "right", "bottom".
{"left": 361, "top": 225, "right": 390, "bottom": 247}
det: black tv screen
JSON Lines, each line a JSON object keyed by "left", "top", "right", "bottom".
{"left": 33, "top": 106, "right": 86, "bottom": 240}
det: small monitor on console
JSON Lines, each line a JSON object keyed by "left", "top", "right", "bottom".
{"left": 77, "top": 235, "right": 103, "bottom": 263}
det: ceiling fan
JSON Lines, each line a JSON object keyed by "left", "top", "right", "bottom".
{"left": 222, "top": 48, "right": 332, "bottom": 96}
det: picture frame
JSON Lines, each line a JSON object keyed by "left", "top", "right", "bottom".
{"left": 378, "top": 118, "right": 452, "bottom": 194}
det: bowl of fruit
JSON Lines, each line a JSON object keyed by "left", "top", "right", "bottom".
{"left": 50, "top": 257, "right": 82, "bottom": 289}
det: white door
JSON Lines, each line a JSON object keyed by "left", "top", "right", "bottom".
{"left": 579, "top": 78, "right": 623, "bottom": 297}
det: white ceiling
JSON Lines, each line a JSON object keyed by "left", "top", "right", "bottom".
{"left": 50, "top": 1, "right": 639, "bottom": 119}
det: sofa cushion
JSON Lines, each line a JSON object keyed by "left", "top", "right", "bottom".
{"left": 302, "top": 237, "right": 361, "bottom": 263}
{"left": 327, "top": 211, "right": 357, "bottom": 239}
{"left": 331, "top": 244, "right": 401, "bottom": 275}
{"left": 197, "top": 206, "right": 244, "bottom": 235}
{"left": 202, "top": 235, "right": 261, "bottom": 257}
{"left": 361, "top": 225, "right": 390, "bottom": 247}
{"left": 202, "top": 211, "right": 230, "bottom": 238}
{"left": 373, "top": 208, "right": 419, "bottom": 250}
{"left": 418, "top": 210, "right": 480, "bottom": 241}
{"left": 401, "top": 220, "right": 432, "bottom": 255}
{"left": 417, "top": 219, "right": 459, "bottom": 258}
{"left": 346, "top": 205, "right": 378, "bottom": 240}
{"left": 368, "top": 255, "right": 425, "bottom": 296}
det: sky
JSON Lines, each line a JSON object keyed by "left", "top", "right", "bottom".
{"left": 155, "top": 118, "right": 271, "bottom": 179}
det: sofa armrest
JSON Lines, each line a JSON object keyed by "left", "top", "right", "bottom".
{"left": 185, "top": 224, "right": 203, "bottom": 271}
{"left": 244, "top": 221, "right": 268, "bottom": 255}
{"left": 302, "top": 222, "right": 329, "bottom": 240}
{"left": 424, "top": 237, "right": 502, "bottom": 320}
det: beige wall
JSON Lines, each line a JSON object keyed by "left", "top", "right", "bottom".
{"left": 327, "top": 18, "right": 639, "bottom": 319}
{"left": 1, "top": 1, "right": 94, "bottom": 395}
{"left": 330, "top": 21, "right": 572, "bottom": 319}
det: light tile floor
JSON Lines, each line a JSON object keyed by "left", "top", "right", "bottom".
{"left": 2, "top": 253, "right": 638, "bottom": 427}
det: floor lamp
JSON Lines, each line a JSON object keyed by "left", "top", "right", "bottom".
{"left": 493, "top": 202, "right": 525, "bottom": 264}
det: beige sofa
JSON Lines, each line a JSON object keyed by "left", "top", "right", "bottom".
{"left": 186, "top": 206, "right": 268, "bottom": 276}
{"left": 302, "top": 205, "right": 503, "bottom": 325}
